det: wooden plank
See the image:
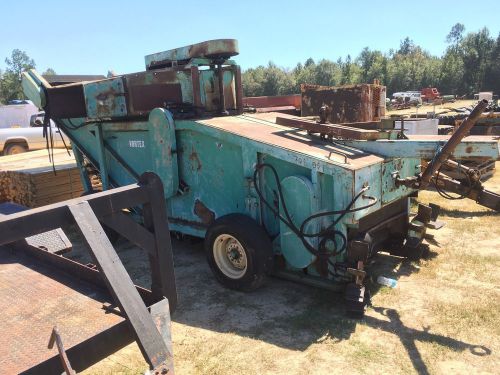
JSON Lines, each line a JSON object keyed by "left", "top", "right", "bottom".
{"left": 68, "top": 201, "right": 171, "bottom": 370}
{"left": 0, "top": 149, "right": 74, "bottom": 170}
{"left": 275, "top": 116, "right": 381, "bottom": 140}
{"left": 0, "top": 148, "right": 91, "bottom": 207}
{"left": 33, "top": 182, "right": 83, "bottom": 198}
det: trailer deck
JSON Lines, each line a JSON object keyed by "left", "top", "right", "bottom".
{"left": 0, "top": 245, "right": 125, "bottom": 374}
{"left": 0, "top": 173, "right": 176, "bottom": 373}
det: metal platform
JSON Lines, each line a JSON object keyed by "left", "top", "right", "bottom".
{"left": 0, "top": 173, "right": 176, "bottom": 374}
{"left": 0, "top": 202, "right": 72, "bottom": 255}
{"left": 196, "top": 112, "right": 383, "bottom": 168}
{"left": 0, "top": 246, "right": 124, "bottom": 374}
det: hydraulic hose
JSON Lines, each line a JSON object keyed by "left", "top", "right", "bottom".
{"left": 253, "top": 163, "right": 378, "bottom": 259}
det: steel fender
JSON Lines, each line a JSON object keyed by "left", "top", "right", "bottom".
{"left": 147, "top": 108, "right": 179, "bottom": 198}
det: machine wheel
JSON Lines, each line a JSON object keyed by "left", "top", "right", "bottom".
{"left": 4, "top": 142, "right": 28, "bottom": 155}
{"left": 205, "top": 214, "right": 273, "bottom": 291}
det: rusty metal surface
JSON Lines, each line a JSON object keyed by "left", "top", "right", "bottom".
{"left": 301, "top": 83, "right": 386, "bottom": 123}
{"left": 44, "top": 75, "right": 106, "bottom": 86}
{"left": 126, "top": 70, "right": 184, "bottom": 115}
{"left": 275, "top": 116, "right": 382, "bottom": 140}
{"left": 47, "top": 327, "right": 76, "bottom": 375}
{"left": 433, "top": 175, "right": 500, "bottom": 211}
{"left": 197, "top": 112, "right": 383, "bottom": 169}
{"left": 145, "top": 39, "right": 239, "bottom": 70}
{"left": 46, "top": 83, "right": 87, "bottom": 118}
{"left": 419, "top": 100, "right": 490, "bottom": 189}
{"left": 194, "top": 199, "right": 215, "bottom": 225}
{"left": 243, "top": 95, "right": 301, "bottom": 109}
{"left": 0, "top": 246, "right": 124, "bottom": 374}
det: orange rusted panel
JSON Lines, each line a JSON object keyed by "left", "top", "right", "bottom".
{"left": 301, "top": 83, "right": 386, "bottom": 123}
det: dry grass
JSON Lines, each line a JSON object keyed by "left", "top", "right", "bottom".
{"left": 82, "top": 163, "right": 500, "bottom": 375}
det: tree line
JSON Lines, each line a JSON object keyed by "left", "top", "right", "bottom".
{"left": 0, "top": 49, "right": 55, "bottom": 104}
{"left": 242, "top": 24, "right": 500, "bottom": 97}
{"left": 1, "top": 23, "right": 499, "bottom": 104}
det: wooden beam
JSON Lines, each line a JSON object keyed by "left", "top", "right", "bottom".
{"left": 69, "top": 201, "right": 171, "bottom": 371}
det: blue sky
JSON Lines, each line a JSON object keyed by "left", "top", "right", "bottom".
{"left": 1, "top": 1, "right": 499, "bottom": 75}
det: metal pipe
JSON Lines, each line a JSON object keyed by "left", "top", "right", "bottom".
{"left": 419, "top": 99, "right": 489, "bottom": 189}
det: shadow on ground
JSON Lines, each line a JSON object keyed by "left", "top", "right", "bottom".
{"left": 66, "top": 232, "right": 492, "bottom": 375}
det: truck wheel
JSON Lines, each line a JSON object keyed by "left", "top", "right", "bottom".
{"left": 4, "top": 142, "right": 28, "bottom": 155}
{"left": 205, "top": 214, "right": 274, "bottom": 291}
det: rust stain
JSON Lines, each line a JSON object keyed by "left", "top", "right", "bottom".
{"left": 194, "top": 199, "right": 215, "bottom": 225}
{"left": 189, "top": 150, "right": 202, "bottom": 171}
{"left": 95, "top": 88, "right": 118, "bottom": 116}
{"left": 465, "top": 146, "right": 473, "bottom": 153}
{"left": 301, "top": 83, "right": 385, "bottom": 123}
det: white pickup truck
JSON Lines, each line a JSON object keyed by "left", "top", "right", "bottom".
{"left": 0, "top": 112, "right": 68, "bottom": 155}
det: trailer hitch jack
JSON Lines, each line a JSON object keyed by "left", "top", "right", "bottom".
{"left": 345, "top": 261, "right": 368, "bottom": 318}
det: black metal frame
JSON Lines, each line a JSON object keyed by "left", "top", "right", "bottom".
{"left": 0, "top": 172, "right": 176, "bottom": 374}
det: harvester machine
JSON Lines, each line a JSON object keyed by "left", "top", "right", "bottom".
{"left": 22, "top": 39, "right": 500, "bottom": 317}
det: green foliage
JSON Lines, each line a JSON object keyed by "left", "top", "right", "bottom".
{"left": 0, "top": 50, "right": 57, "bottom": 104}
{"left": 242, "top": 26, "right": 499, "bottom": 97}
{"left": 0, "top": 49, "right": 36, "bottom": 103}
{"left": 42, "top": 68, "right": 57, "bottom": 76}
{"left": 484, "top": 33, "right": 500, "bottom": 93}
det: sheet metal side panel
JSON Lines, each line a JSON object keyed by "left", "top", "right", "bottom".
{"left": 167, "top": 129, "right": 246, "bottom": 229}
{"left": 83, "top": 78, "right": 127, "bottom": 119}
{"left": 191, "top": 115, "right": 384, "bottom": 171}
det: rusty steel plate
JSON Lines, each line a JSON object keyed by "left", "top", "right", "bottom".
{"left": 198, "top": 112, "right": 383, "bottom": 169}
{"left": 0, "top": 246, "right": 124, "bottom": 374}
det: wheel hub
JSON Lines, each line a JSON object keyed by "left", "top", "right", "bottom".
{"left": 226, "top": 242, "right": 245, "bottom": 269}
{"left": 213, "top": 234, "right": 248, "bottom": 279}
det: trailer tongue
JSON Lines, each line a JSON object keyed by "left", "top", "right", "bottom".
{"left": 22, "top": 39, "right": 499, "bottom": 317}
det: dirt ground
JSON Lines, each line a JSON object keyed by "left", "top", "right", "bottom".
{"left": 71, "top": 163, "right": 500, "bottom": 375}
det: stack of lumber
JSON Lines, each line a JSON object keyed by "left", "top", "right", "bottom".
{"left": 0, "top": 149, "right": 85, "bottom": 207}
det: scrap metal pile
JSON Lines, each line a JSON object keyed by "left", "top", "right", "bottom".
{"left": 18, "top": 38, "right": 499, "bottom": 331}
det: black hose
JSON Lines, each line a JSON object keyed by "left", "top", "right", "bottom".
{"left": 433, "top": 162, "right": 473, "bottom": 200}
{"left": 253, "top": 163, "right": 378, "bottom": 259}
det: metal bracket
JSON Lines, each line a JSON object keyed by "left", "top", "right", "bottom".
{"left": 48, "top": 327, "right": 76, "bottom": 375}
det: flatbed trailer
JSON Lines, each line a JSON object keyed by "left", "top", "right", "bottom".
{"left": 0, "top": 174, "right": 176, "bottom": 373}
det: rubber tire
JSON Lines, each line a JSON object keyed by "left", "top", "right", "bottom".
{"left": 205, "top": 214, "right": 274, "bottom": 291}
{"left": 4, "top": 142, "right": 28, "bottom": 155}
